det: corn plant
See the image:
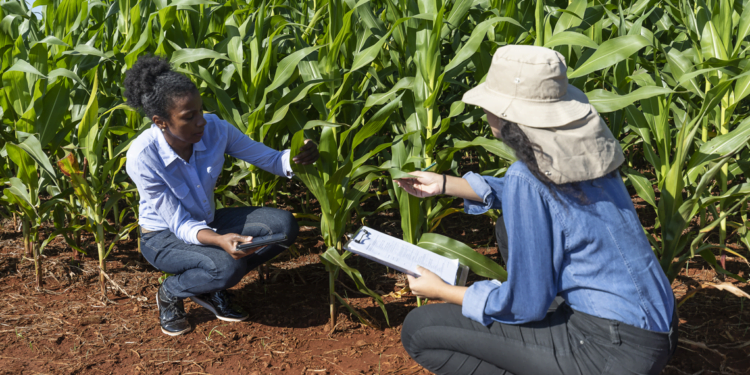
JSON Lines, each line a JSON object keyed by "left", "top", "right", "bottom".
{"left": 3, "top": 0, "right": 750, "bottom": 310}
{"left": 290, "top": 119, "right": 393, "bottom": 327}
{"left": 1, "top": 135, "right": 68, "bottom": 288}
{"left": 57, "top": 150, "right": 127, "bottom": 296}
{"left": 378, "top": 1, "right": 523, "bottom": 243}
{"left": 0, "top": 0, "right": 78, "bottom": 285}
{"left": 557, "top": 0, "right": 750, "bottom": 281}
{"left": 673, "top": 0, "right": 750, "bottom": 271}
{"left": 56, "top": 73, "right": 136, "bottom": 297}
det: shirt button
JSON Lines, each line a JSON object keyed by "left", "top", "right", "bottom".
{"left": 196, "top": 185, "right": 200, "bottom": 188}
{"left": 203, "top": 200, "right": 207, "bottom": 203}
{"left": 579, "top": 340, "right": 584, "bottom": 345}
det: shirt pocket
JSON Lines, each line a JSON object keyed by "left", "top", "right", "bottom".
{"left": 207, "top": 159, "right": 224, "bottom": 179}
{"left": 164, "top": 179, "right": 190, "bottom": 200}
{"left": 206, "top": 159, "right": 224, "bottom": 192}
{"left": 171, "top": 182, "right": 190, "bottom": 199}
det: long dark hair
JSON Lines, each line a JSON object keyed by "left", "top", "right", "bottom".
{"left": 499, "top": 121, "right": 588, "bottom": 204}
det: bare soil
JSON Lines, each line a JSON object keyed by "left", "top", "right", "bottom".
{"left": 0, "top": 199, "right": 749, "bottom": 374}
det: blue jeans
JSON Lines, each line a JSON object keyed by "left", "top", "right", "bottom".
{"left": 140, "top": 207, "right": 299, "bottom": 298}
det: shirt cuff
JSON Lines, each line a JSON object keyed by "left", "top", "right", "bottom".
{"left": 186, "top": 223, "right": 214, "bottom": 245}
{"left": 281, "top": 150, "right": 294, "bottom": 179}
{"left": 462, "top": 280, "right": 502, "bottom": 326}
{"left": 462, "top": 171, "right": 494, "bottom": 215}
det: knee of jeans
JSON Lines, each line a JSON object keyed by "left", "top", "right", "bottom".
{"left": 277, "top": 210, "right": 299, "bottom": 246}
{"left": 211, "top": 262, "right": 246, "bottom": 290}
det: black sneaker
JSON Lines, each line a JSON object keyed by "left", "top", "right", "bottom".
{"left": 156, "top": 284, "right": 192, "bottom": 336}
{"left": 190, "top": 290, "right": 249, "bottom": 322}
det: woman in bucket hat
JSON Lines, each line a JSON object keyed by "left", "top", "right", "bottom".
{"left": 396, "top": 45, "right": 677, "bottom": 374}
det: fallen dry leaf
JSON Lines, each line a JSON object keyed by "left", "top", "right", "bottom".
{"left": 79, "top": 315, "right": 103, "bottom": 326}
{"left": 383, "top": 286, "right": 410, "bottom": 299}
{"left": 706, "top": 282, "right": 750, "bottom": 299}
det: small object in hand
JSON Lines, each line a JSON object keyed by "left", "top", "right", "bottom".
{"left": 236, "top": 233, "right": 288, "bottom": 251}
{"left": 292, "top": 139, "right": 319, "bottom": 165}
{"left": 421, "top": 161, "right": 437, "bottom": 171}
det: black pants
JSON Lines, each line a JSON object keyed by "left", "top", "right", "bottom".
{"left": 401, "top": 218, "right": 678, "bottom": 375}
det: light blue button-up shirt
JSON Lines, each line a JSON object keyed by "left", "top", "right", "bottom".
{"left": 125, "top": 114, "right": 292, "bottom": 245}
{"left": 461, "top": 161, "right": 675, "bottom": 332}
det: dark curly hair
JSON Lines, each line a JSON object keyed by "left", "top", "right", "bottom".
{"left": 123, "top": 55, "right": 197, "bottom": 119}
{"left": 499, "top": 121, "right": 588, "bottom": 204}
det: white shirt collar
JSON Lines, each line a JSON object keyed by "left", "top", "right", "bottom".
{"left": 154, "top": 124, "right": 206, "bottom": 165}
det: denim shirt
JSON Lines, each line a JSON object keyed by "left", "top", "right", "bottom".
{"left": 461, "top": 162, "right": 674, "bottom": 332}
{"left": 125, "top": 114, "right": 292, "bottom": 245}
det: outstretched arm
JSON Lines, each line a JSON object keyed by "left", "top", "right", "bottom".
{"left": 223, "top": 120, "right": 317, "bottom": 177}
{"left": 395, "top": 171, "right": 482, "bottom": 201}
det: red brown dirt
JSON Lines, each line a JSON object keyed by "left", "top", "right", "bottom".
{"left": 1, "top": 204, "right": 749, "bottom": 374}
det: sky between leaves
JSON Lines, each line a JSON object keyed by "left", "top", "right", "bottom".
{"left": 24, "top": 0, "right": 42, "bottom": 16}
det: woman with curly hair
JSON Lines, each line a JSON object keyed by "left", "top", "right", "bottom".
{"left": 124, "top": 55, "right": 318, "bottom": 336}
{"left": 396, "top": 45, "right": 677, "bottom": 374}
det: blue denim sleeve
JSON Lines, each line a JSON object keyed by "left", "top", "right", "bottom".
{"left": 462, "top": 174, "right": 559, "bottom": 325}
{"left": 462, "top": 172, "right": 504, "bottom": 215}
{"left": 462, "top": 279, "right": 503, "bottom": 325}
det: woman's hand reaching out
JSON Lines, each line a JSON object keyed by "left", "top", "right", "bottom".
{"left": 293, "top": 139, "right": 319, "bottom": 165}
{"left": 395, "top": 171, "right": 444, "bottom": 198}
{"left": 396, "top": 171, "right": 483, "bottom": 202}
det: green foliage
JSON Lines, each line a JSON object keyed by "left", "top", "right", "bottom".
{"left": 1, "top": 0, "right": 750, "bottom": 310}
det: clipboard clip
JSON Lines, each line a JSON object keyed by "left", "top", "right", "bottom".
{"left": 352, "top": 229, "right": 371, "bottom": 244}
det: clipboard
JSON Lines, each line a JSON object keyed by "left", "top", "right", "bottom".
{"left": 344, "top": 226, "right": 469, "bottom": 287}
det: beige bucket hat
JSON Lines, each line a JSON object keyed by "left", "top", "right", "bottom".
{"left": 462, "top": 45, "right": 590, "bottom": 128}
{"left": 462, "top": 45, "right": 624, "bottom": 184}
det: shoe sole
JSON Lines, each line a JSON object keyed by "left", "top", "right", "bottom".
{"left": 156, "top": 293, "right": 192, "bottom": 336}
{"left": 161, "top": 326, "right": 191, "bottom": 336}
{"left": 190, "top": 295, "right": 249, "bottom": 322}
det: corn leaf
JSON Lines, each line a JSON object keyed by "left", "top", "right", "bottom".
{"left": 568, "top": 35, "right": 650, "bottom": 78}
{"left": 418, "top": 233, "right": 507, "bottom": 281}
{"left": 586, "top": 87, "right": 673, "bottom": 113}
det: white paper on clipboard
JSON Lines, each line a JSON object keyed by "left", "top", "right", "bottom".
{"left": 344, "top": 226, "right": 468, "bottom": 286}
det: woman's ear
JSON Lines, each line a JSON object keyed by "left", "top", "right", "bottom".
{"left": 152, "top": 115, "right": 168, "bottom": 132}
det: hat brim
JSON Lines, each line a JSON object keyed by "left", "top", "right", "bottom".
{"left": 462, "top": 83, "right": 591, "bottom": 128}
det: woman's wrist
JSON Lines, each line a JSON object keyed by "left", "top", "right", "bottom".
{"left": 197, "top": 229, "right": 222, "bottom": 247}
{"left": 438, "top": 285, "right": 468, "bottom": 305}
{"left": 443, "top": 175, "right": 482, "bottom": 202}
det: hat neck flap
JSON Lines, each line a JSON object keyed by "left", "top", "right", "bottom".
{"left": 516, "top": 106, "right": 625, "bottom": 185}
